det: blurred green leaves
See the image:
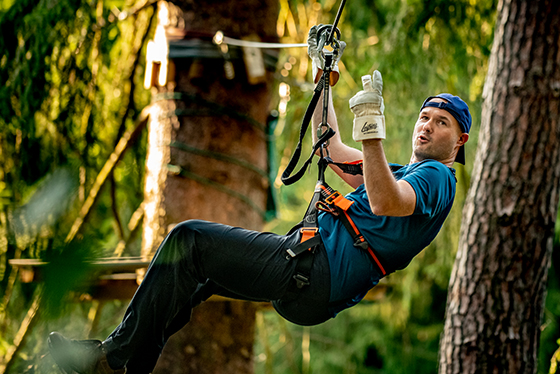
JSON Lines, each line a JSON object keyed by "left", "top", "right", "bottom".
{"left": 0, "top": 1, "right": 151, "bottom": 370}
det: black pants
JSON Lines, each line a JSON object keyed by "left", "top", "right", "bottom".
{"left": 103, "top": 220, "right": 331, "bottom": 373}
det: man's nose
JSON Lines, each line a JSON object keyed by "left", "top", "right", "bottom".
{"left": 421, "top": 119, "right": 433, "bottom": 133}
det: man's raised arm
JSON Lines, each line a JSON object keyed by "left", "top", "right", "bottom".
{"left": 349, "top": 72, "right": 416, "bottom": 217}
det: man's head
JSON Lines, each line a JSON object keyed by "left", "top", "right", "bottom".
{"left": 411, "top": 94, "right": 471, "bottom": 166}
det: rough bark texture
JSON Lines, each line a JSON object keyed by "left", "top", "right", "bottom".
{"left": 439, "top": 1, "right": 560, "bottom": 373}
{"left": 153, "top": 301, "right": 259, "bottom": 374}
{"left": 141, "top": 1, "right": 278, "bottom": 373}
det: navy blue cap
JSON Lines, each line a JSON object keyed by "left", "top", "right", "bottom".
{"left": 421, "top": 93, "right": 472, "bottom": 165}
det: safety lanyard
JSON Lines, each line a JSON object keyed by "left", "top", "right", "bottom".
{"left": 280, "top": 27, "right": 342, "bottom": 277}
{"left": 280, "top": 28, "right": 389, "bottom": 278}
{"left": 280, "top": 76, "right": 334, "bottom": 187}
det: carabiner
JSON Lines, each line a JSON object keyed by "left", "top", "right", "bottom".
{"left": 317, "top": 122, "right": 332, "bottom": 149}
{"left": 317, "top": 24, "right": 341, "bottom": 55}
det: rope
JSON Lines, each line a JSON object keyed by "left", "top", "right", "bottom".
{"left": 169, "top": 141, "right": 268, "bottom": 179}
{"left": 167, "top": 164, "right": 267, "bottom": 218}
{"left": 327, "top": 0, "right": 348, "bottom": 45}
{"left": 152, "top": 92, "right": 267, "bottom": 133}
{"left": 168, "top": 39, "right": 279, "bottom": 70}
{"left": 213, "top": 32, "right": 307, "bottom": 49}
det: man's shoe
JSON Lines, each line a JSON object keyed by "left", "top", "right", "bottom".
{"left": 48, "top": 332, "right": 126, "bottom": 374}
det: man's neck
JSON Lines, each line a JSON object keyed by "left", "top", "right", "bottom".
{"left": 409, "top": 155, "right": 455, "bottom": 168}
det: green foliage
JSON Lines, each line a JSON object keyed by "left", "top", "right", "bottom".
{"left": 0, "top": 0, "right": 153, "bottom": 371}
{"left": 540, "top": 232, "right": 560, "bottom": 374}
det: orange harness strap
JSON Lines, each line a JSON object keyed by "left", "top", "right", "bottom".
{"left": 338, "top": 209, "right": 387, "bottom": 276}
{"left": 319, "top": 184, "right": 388, "bottom": 277}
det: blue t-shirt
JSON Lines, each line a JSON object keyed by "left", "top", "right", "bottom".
{"left": 318, "top": 159, "right": 457, "bottom": 316}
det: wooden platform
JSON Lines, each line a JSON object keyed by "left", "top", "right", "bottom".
{"left": 9, "top": 257, "right": 387, "bottom": 302}
{"left": 10, "top": 257, "right": 149, "bottom": 300}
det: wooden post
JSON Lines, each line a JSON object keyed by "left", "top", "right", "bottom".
{"left": 141, "top": 1, "right": 279, "bottom": 373}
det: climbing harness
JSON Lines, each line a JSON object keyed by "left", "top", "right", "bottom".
{"left": 282, "top": 15, "right": 389, "bottom": 291}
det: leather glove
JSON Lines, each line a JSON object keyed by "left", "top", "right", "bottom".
{"left": 307, "top": 25, "right": 346, "bottom": 85}
{"left": 349, "top": 71, "right": 386, "bottom": 141}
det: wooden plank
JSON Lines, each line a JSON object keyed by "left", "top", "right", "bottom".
{"left": 9, "top": 257, "right": 388, "bottom": 302}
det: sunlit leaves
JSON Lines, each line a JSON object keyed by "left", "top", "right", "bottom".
{"left": 0, "top": 2, "right": 151, "bottom": 370}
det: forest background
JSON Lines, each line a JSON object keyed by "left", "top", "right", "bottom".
{"left": 1, "top": 0, "right": 559, "bottom": 373}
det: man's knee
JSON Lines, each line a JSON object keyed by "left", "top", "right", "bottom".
{"left": 170, "top": 219, "right": 223, "bottom": 243}
{"left": 156, "top": 220, "right": 209, "bottom": 264}
{"left": 170, "top": 219, "right": 208, "bottom": 237}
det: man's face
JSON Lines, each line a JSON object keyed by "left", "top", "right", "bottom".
{"left": 412, "top": 98, "right": 467, "bottom": 164}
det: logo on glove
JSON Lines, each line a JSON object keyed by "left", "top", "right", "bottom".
{"left": 361, "top": 121, "right": 378, "bottom": 134}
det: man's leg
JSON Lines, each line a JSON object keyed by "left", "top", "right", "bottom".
{"left": 123, "top": 280, "right": 268, "bottom": 373}
{"left": 52, "top": 219, "right": 301, "bottom": 373}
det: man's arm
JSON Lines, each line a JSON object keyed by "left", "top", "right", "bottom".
{"left": 349, "top": 72, "right": 416, "bottom": 217}
{"left": 362, "top": 139, "right": 416, "bottom": 216}
{"left": 312, "top": 88, "right": 365, "bottom": 189}
{"left": 311, "top": 88, "right": 416, "bottom": 215}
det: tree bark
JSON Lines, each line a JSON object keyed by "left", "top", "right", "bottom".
{"left": 439, "top": 1, "right": 560, "bottom": 373}
{"left": 141, "top": 1, "right": 278, "bottom": 373}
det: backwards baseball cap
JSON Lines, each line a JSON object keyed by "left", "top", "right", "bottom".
{"left": 420, "top": 93, "right": 472, "bottom": 165}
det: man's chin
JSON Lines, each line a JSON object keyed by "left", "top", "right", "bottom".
{"left": 413, "top": 150, "right": 432, "bottom": 161}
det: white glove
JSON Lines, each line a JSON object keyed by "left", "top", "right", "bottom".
{"left": 307, "top": 25, "right": 346, "bottom": 85}
{"left": 349, "top": 71, "right": 386, "bottom": 141}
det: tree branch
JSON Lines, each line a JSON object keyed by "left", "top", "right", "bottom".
{"left": 65, "top": 108, "right": 150, "bottom": 243}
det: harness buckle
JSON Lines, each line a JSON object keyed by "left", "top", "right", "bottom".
{"left": 316, "top": 201, "right": 338, "bottom": 215}
{"left": 325, "top": 191, "right": 342, "bottom": 205}
{"left": 293, "top": 273, "right": 310, "bottom": 288}
{"left": 300, "top": 227, "right": 318, "bottom": 242}
{"left": 353, "top": 236, "right": 370, "bottom": 251}
{"left": 324, "top": 191, "right": 353, "bottom": 211}
{"left": 286, "top": 249, "right": 297, "bottom": 258}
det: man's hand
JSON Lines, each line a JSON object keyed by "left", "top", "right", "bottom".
{"left": 349, "top": 71, "right": 386, "bottom": 141}
{"left": 307, "top": 25, "right": 346, "bottom": 85}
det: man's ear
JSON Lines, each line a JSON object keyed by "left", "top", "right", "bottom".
{"left": 458, "top": 133, "right": 469, "bottom": 147}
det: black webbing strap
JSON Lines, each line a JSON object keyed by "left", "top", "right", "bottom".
{"left": 327, "top": 161, "right": 404, "bottom": 176}
{"left": 328, "top": 161, "right": 363, "bottom": 175}
{"left": 280, "top": 49, "right": 344, "bottom": 291}
{"left": 288, "top": 235, "right": 322, "bottom": 289}
{"left": 286, "top": 235, "right": 322, "bottom": 259}
{"left": 281, "top": 78, "right": 336, "bottom": 186}
{"left": 286, "top": 161, "right": 329, "bottom": 288}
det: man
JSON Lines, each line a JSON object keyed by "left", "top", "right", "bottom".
{"left": 48, "top": 32, "right": 471, "bottom": 374}
{"left": 308, "top": 70, "right": 470, "bottom": 315}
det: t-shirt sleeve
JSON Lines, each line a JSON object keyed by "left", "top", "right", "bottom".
{"left": 401, "top": 162, "right": 455, "bottom": 217}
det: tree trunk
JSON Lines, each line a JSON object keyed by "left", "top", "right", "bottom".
{"left": 439, "top": 1, "right": 560, "bottom": 373}
{"left": 141, "top": 1, "right": 278, "bottom": 373}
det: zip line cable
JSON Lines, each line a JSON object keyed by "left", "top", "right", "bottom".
{"left": 281, "top": 0, "right": 349, "bottom": 186}
{"left": 212, "top": 0, "right": 348, "bottom": 50}
{"left": 327, "top": 0, "right": 347, "bottom": 45}
{"left": 213, "top": 32, "right": 307, "bottom": 49}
